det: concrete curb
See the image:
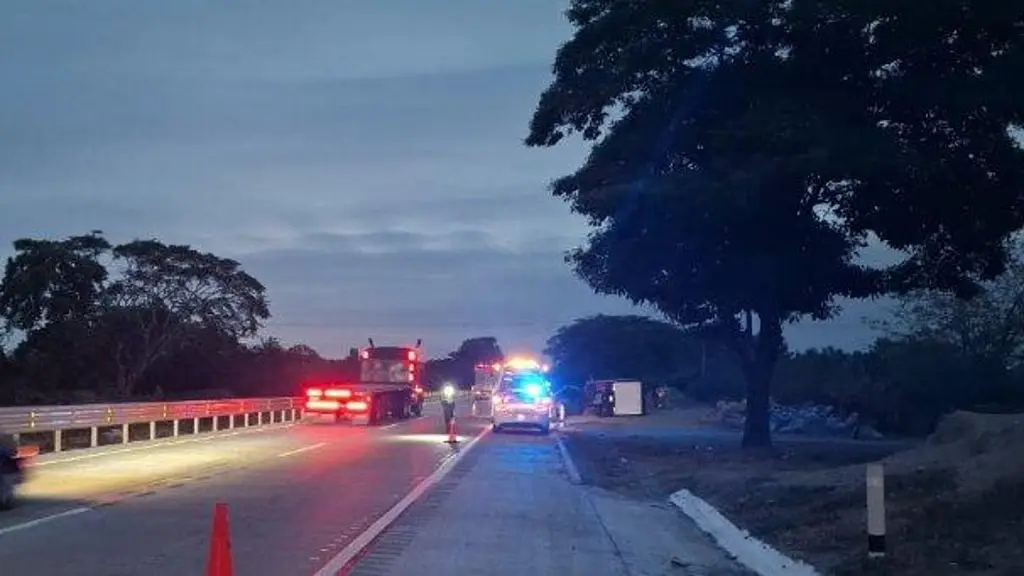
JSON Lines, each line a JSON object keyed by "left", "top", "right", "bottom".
{"left": 669, "top": 489, "right": 821, "bottom": 576}
{"left": 553, "top": 433, "right": 583, "bottom": 484}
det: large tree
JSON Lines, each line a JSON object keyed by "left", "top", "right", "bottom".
{"left": 447, "top": 337, "right": 505, "bottom": 389}
{"left": 545, "top": 314, "right": 701, "bottom": 389}
{"left": 450, "top": 337, "right": 504, "bottom": 366}
{"left": 0, "top": 232, "right": 111, "bottom": 331}
{"left": 101, "top": 239, "right": 269, "bottom": 396}
{"left": 0, "top": 233, "right": 270, "bottom": 398}
{"left": 526, "top": 1, "right": 1024, "bottom": 446}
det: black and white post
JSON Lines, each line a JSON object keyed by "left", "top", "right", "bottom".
{"left": 866, "top": 463, "right": 886, "bottom": 558}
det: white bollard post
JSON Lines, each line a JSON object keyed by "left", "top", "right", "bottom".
{"left": 866, "top": 463, "right": 886, "bottom": 558}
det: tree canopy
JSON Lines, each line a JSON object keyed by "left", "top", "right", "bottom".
{"left": 544, "top": 314, "right": 701, "bottom": 389}
{"left": 527, "top": 0, "right": 1024, "bottom": 446}
{"left": 0, "top": 232, "right": 270, "bottom": 400}
{"left": 424, "top": 336, "right": 506, "bottom": 390}
{"left": 0, "top": 231, "right": 520, "bottom": 405}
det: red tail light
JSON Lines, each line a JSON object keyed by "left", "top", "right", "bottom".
{"left": 306, "top": 388, "right": 323, "bottom": 397}
{"left": 346, "top": 400, "right": 369, "bottom": 412}
{"left": 306, "top": 399, "right": 340, "bottom": 411}
{"left": 325, "top": 388, "right": 352, "bottom": 399}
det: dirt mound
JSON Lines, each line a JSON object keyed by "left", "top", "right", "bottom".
{"left": 928, "top": 410, "right": 1024, "bottom": 446}
{"left": 780, "top": 411, "right": 1024, "bottom": 493}
{"left": 906, "top": 410, "right": 1024, "bottom": 492}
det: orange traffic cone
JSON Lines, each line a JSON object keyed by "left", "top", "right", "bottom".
{"left": 446, "top": 418, "right": 458, "bottom": 444}
{"left": 206, "top": 503, "right": 234, "bottom": 576}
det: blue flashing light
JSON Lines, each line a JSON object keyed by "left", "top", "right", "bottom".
{"left": 524, "top": 383, "right": 543, "bottom": 398}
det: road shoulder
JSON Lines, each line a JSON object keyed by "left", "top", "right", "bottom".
{"left": 561, "top": 411, "right": 1024, "bottom": 576}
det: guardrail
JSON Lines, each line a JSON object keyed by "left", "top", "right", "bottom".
{"left": 0, "top": 397, "right": 302, "bottom": 455}
{"left": 0, "top": 389, "right": 466, "bottom": 455}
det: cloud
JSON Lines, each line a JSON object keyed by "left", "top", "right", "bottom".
{"left": 0, "top": 0, "right": 890, "bottom": 356}
{"left": 238, "top": 229, "right": 640, "bottom": 355}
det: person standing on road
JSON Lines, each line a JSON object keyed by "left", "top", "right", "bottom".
{"left": 440, "top": 384, "right": 457, "bottom": 433}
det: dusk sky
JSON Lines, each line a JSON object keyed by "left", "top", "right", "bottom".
{"left": 0, "top": 0, "right": 885, "bottom": 358}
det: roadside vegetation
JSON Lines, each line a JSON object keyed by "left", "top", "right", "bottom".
{"left": 529, "top": 1, "right": 1024, "bottom": 573}
{"left": 0, "top": 231, "right": 506, "bottom": 405}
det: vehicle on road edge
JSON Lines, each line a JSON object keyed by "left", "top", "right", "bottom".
{"left": 492, "top": 370, "right": 554, "bottom": 435}
{"left": 303, "top": 339, "right": 427, "bottom": 425}
{"left": 0, "top": 444, "right": 37, "bottom": 510}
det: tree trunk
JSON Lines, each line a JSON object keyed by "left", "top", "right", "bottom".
{"left": 741, "top": 310, "right": 783, "bottom": 449}
{"left": 741, "top": 356, "right": 773, "bottom": 448}
{"left": 114, "top": 368, "right": 135, "bottom": 399}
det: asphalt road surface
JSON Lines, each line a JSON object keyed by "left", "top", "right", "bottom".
{"left": 0, "top": 399, "right": 487, "bottom": 576}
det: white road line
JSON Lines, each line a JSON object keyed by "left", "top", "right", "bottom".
{"left": 311, "top": 427, "right": 492, "bottom": 576}
{"left": 0, "top": 507, "right": 92, "bottom": 537}
{"left": 277, "top": 442, "right": 326, "bottom": 458}
{"left": 34, "top": 423, "right": 296, "bottom": 468}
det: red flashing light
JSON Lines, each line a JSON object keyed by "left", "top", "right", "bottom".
{"left": 324, "top": 388, "right": 352, "bottom": 399}
{"left": 360, "top": 349, "right": 370, "bottom": 360}
{"left": 407, "top": 350, "right": 417, "bottom": 361}
{"left": 306, "top": 387, "right": 323, "bottom": 397}
{"left": 345, "top": 400, "right": 369, "bottom": 412}
{"left": 306, "top": 399, "right": 340, "bottom": 411}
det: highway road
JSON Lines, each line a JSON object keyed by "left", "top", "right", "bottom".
{"left": 0, "top": 400, "right": 488, "bottom": 576}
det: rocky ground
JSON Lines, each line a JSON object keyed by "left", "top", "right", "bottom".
{"left": 561, "top": 404, "right": 1024, "bottom": 575}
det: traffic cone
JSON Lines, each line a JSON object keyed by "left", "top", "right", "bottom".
{"left": 446, "top": 418, "right": 458, "bottom": 444}
{"left": 206, "top": 502, "right": 234, "bottom": 576}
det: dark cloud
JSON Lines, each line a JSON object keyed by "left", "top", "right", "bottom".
{"left": 0, "top": 0, "right": 890, "bottom": 355}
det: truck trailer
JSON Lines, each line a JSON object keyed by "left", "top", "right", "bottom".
{"left": 303, "top": 339, "right": 427, "bottom": 425}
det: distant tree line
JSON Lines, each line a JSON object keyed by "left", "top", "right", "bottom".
{"left": 0, "top": 232, "right": 506, "bottom": 405}
{"left": 545, "top": 250, "right": 1024, "bottom": 437}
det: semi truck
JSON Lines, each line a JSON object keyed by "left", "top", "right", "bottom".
{"left": 303, "top": 338, "right": 427, "bottom": 425}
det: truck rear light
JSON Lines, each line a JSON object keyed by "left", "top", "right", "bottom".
{"left": 325, "top": 388, "right": 352, "bottom": 399}
{"left": 306, "top": 388, "right": 323, "bottom": 397}
{"left": 306, "top": 399, "right": 340, "bottom": 411}
{"left": 345, "top": 400, "right": 369, "bottom": 412}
